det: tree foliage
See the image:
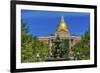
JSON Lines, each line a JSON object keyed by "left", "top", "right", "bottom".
{"left": 51, "top": 35, "right": 69, "bottom": 60}
{"left": 72, "top": 31, "right": 90, "bottom": 60}
{"left": 21, "top": 21, "right": 49, "bottom": 63}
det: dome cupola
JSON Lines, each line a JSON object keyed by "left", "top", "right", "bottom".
{"left": 57, "top": 16, "right": 68, "bottom": 32}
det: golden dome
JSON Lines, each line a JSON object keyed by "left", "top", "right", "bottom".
{"left": 57, "top": 16, "right": 68, "bottom": 32}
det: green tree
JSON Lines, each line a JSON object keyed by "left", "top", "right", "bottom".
{"left": 51, "top": 35, "right": 69, "bottom": 60}
{"left": 21, "top": 20, "right": 34, "bottom": 62}
{"left": 72, "top": 31, "right": 90, "bottom": 60}
{"left": 61, "top": 39, "right": 69, "bottom": 59}
{"left": 21, "top": 20, "right": 49, "bottom": 62}
{"left": 32, "top": 37, "right": 49, "bottom": 62}
{"left": 52, "top": 35, "right": 62, "bottom": 59}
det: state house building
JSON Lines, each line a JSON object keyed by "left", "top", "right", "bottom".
{"left": 38, "top": 16, "right": 81, "bottom": 55}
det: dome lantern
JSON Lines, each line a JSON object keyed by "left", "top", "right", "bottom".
{"left": 57, "top": 16, "right": 68, "bottom": 32}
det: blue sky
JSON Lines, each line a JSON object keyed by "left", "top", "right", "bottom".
{"left": 21, "top": 10, "right": 90, "bottom": 37}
